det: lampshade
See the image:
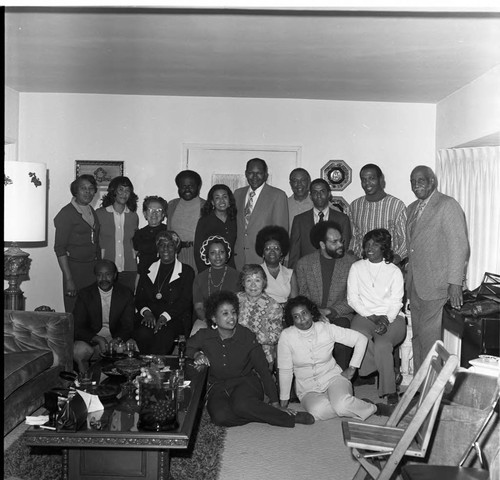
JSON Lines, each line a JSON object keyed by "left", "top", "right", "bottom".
{"left": 4, "top": 161, "right": 47, "bottom": 242}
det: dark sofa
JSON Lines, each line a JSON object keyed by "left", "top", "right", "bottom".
{"left": 4, "top": 310, "right": 74, "bottom": 435}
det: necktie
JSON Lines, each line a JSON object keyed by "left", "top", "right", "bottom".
{"left": 318, "top": 211, "right": 325, "bottom": 223}
{"left": 409, "top": 201, "right": 425, "bottom": 236}
{"left": 245, "top": 191, "right": 255, "bottom": 228}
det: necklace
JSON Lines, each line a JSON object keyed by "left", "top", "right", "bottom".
{"left": 208, "top": 266, "right": 227, "bottom": 295}
{"left": 368, "top": 261, "right": 383, "bottom": 287}
{"left": 155, "top": 265, "right": 172, "bottom": 299}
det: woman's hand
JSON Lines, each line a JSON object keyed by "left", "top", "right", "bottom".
{"left": 154, "top": 315, "right": 168, "bottom": 334}
{"left": 341, "top": 366, "right": 357, "bottom": 380}
{"left": 64, "top": 278, "right": 77, "bottom": 297}
{"left": 374, "top": 316, "right": 389, "bottom": 335}
{"left": 141, "top": 310, "right": 156, "bottom": 329}
{"left": 193, "top": 351, "right": 210, "bottom": 367}
{"left": 272, "top": 401, "right": 294, "bottom": 416}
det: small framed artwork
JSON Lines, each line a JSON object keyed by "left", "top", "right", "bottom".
{"left": 75, "top": 160, "right": 124, "bottom": 187}
{"left": 321, "top": 160, "right": 352, "bottom": 191}
{"left": 329, "top": 195, "right": 350, "bottom": 214}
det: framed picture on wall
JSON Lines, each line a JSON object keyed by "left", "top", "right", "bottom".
{"left": 75, "top": 160, "right": 124, "bottom": 209}
{"left": 75, "top": 160, "right": 124, "bottom": 187}
{"left": 182, "top": 143, "right": 302, "bottom": 195}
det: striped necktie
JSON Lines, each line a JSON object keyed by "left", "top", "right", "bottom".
{"left": 244, "top": 191, "right": 256, "bottom": 228}
{"left": 409, "top": 201, "right": 425, "bottom": 236}
{"left": 318, "top": 211, "right": 325, "bottom": 223}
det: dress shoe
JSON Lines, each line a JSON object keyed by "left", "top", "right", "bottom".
{"left": 294, "top": 411, "right": 315, "bottom": 425}
{"left": 353, "top": 374, "right": 376, "bottom": 386}
{"left": 386, "top": 392, "right": 399, "bottom": 406}
{"left": 374, "top": 403, "right": 395, "bottom": 417}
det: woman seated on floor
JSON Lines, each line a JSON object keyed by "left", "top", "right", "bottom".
{"left": 187, "top": 290, "right": 315, "bottom": 428}
{"left": 347, "top": 228, "right": 406, "bottom": 406}
{"left": 278, "top": 295, "right": 393, "bottom": 420}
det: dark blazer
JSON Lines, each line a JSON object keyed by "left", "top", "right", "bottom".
{"left": 288, "top": 208, "right": 352, "bottom": 269}
{"left": 73, "top": 282, "right": 135, "bottom": 343}
{"left": 406, "top": 190, "right": 469, "bottom": 301}
{"left": 296, "top": 251, "right": 357, "bottom": 319}
{"left": 233, "top": 183, "right": 289, "bottom": 270}
{"left": 135, "top": 258, "right": 195, "bottom": 336}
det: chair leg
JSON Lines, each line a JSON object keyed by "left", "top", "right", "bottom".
{"left": 352, "top": 465, "right": 371, "bottom": 480}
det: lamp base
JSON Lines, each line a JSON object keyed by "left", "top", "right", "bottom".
{"left": 4, "top": 245, "right": 31, "bottom": 311}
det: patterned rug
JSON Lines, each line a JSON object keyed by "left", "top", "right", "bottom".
{"left": 4, "top": 408, "right": 226, "bottom": 480}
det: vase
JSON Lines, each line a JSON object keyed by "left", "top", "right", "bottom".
{"left": 138, "top": 380, "right": 178, "bottom": 431}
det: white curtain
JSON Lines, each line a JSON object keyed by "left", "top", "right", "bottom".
{"left": 436, "top": 146, "right": 500, "bottom": 290}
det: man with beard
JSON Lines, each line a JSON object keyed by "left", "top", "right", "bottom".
{"left": 348, "top": 164, "right": 407, "bottom": 264}
{"left": 168, "top": 170, "right": 206, "bottom": 274}
{"left": 234, "top": 158, "right": 289, "bottom": 270}
{"left": 295, "top": 221, "right": 357, "bottom": 369}
{"left": 289, "top": 178, "right": 351, "bottom": 269}
{"left": 73, "top": 259, "right": 136, "bottom": 372}
{"left": 406, "top": 165, "right": 469, "bottom": 371}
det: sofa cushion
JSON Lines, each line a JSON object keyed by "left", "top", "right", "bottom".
{"left": 4, "top": 350, "right": 54, "bottom": 399}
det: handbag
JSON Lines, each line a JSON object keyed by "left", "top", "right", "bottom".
{"left": 56, "top": 391, "right": 88, "bottom": 432}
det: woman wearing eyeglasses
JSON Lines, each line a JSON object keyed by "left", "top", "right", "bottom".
{"left": 132, "top": 196, "right": 169, "bottom": 274}
{"left": 255, "top": 225, "right": 298, "bottom": 305}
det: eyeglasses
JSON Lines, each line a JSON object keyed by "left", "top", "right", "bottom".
{"left": 264, "top": 245, "right": 281, "bottom": 252}
{"left": 147, "top": 208, "right": 164, "bottom": 214}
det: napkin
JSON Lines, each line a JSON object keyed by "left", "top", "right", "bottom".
{"left": 25, "top": 415, "right": 50, "bottom": 425}
{"left": 76, "top": 389, "right": 104, "bottom": 413}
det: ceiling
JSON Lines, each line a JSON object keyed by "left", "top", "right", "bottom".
{"left": 5, "top": 7, "right": 500, "bottom": 103}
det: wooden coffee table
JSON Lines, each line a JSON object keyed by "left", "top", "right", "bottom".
{"left": 23, "top": 356, "right": 207, "bottom": 480}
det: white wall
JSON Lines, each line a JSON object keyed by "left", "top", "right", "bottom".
{"left": 436, "top": 65, "right": 500, "bottom": 149}
{"left": 16, "top": 93, "right": 436, "bottom": 311}
{"left": 5, "top": 86, "right": 19, "bottom": 143}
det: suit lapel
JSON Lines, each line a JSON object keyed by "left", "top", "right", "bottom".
{"left": 248, "top": 184, "right": 269, "bottom": 227}
{"left": 412, "top": 191, "right": 440, "bottom": 239}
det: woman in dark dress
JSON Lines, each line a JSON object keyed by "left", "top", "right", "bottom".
{"left": 194, "top": 184, "right": 237, "bottom": 273}
{"left": 54, "top": 174, "right": 100, "bottom": 313}
{"left": 132, "top": 195, "right": 169, "bottom": 274}
{"left": 187, "top": 290, "right": 315, "bottom": 428}
{"left": 132, "top": 231, "right": 194, "bottom": 354}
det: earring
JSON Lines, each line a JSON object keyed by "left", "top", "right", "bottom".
{"left": 211, "top": 324, "right": 218, "bottom": 330}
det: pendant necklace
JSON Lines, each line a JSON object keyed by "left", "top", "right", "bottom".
{"left": 369, "top": 262, "right": 383, "bottom": 288}
{"left": 155, "top": 267, "right": 171, "bottom": 299}
{"left": 208, "top": 266, "right": 227, "bottom": 296}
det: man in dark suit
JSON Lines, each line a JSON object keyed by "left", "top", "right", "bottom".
{"left": 295, "top": 221, "right": 357, "bottom": 369}
{"left": 234, "top": 158, "right": 289, "bottom": 270}
{"left": 73, "top": 259, "right": 135, "bottom": 372}
{"left": 289, "top": 178, "right": 352, "bottom": 269}
{"left": 406, "top": 165, "right": 469, "bottom": 371}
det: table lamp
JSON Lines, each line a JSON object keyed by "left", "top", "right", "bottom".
{"left": 4, "top": 161, "right": 47, "bottom": 310}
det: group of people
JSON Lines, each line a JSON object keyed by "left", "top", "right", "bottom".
{"left": 55, "top": 157, "right": 469, "bottom": 429}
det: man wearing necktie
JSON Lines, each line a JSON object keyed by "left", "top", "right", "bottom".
{"left": 406, "top": 165, "right": 469, "bottom": 371}
{"left": 234, "top": 158, "right": 289, "bottom": 270}
{"left": 289, "top": 178, "right": 352, "bottom": 269}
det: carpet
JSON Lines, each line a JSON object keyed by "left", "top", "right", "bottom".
{"left": 4, "top": 408, "right": 226, "bottom": 480}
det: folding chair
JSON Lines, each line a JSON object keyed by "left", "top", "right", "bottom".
{"left": 342, "top": 340, "right": 459, "bottom": 480}
{"left": 401, "top": 379, "right": 500, "bottom": 480}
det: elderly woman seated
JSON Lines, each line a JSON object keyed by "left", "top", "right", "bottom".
{"left": 278, "top": 295, "right": 394, "bottom": 420}
{"left": 132, "top": 230, "right": 195, "bottom": 354}
{"left": 255, "top": 225, "right": 298, "bottom": 305}
{"left": 187, "top": 290, "right": 314, "bottom": 427}
{"left": 237, "top": 264, "right": 284, "bottom": 369}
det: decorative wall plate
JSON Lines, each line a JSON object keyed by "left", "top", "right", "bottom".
{"left": 321, "top": 160, "right": 352, "bottom": 191}
{"left": 329, "top": 195, "right": 350, "bottom": 214}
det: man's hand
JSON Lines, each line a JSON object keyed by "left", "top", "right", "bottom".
{"left": 448, "top": 284, "right": 463, "bottom": 310}
{"left": 141, "top": 310, "right": 156, "bottom": 329}
{"left": 319, "top": 308, "right": 331, "bottom": 317}
{"left": 341, "top": 366, "right": 357, "bottom": 380}
{"left": 374, "top": 316, "right": 389, "bottom": 335}
{"left": 92, "top": 335, "right": 107, "bottom": 354}
{"left": 154, "top": 315, "right": 168, "bottom": 334}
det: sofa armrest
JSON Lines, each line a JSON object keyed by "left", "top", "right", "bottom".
{"left": 4, "top": 310, "right": 74, "bottom": 371}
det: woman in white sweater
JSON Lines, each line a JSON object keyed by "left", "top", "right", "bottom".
{"left": 347, "top": 228, "right": 406, "bottom": 406}
{"left": 278, "top": 295, "right": 393, "bottom": 421}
